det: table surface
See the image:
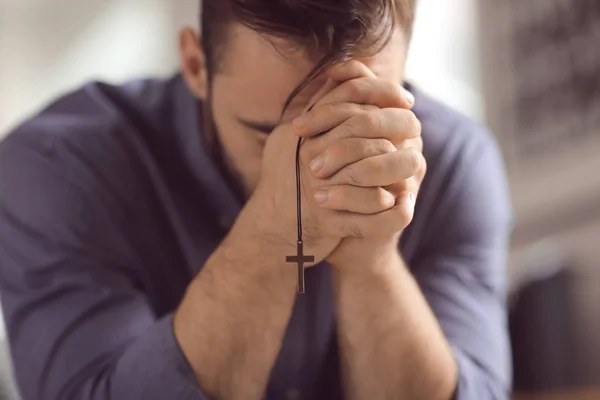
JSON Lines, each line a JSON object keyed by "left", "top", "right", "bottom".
{"left": 513, "top": 388, "right": 600, "bottom": 400}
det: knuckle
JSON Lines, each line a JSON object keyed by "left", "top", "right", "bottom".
{"left": 375, "top": 188, "right": 393, "bottom": 208}
{"left": 363, "top": 140, "right": 379, "bottom": 156}
{"left": 415, "top": 136, "right": 424, "bottom": 151}
{"left": 347, "top": 79, "right": 364, "bottom": 98}
{"left": 367, "top": 157, "right": 384, "bottom": 176}
{"left": 377, "top": 139, "right": 397, "bottom": 154}
{"left": 395, "top": 204, "right": 414, "bottom": 229}
{"left": 343, "top": 116, "right": 362, "bottom": 138}
{"left": 391, "top": 83, "right": 406, "bottom": 104}
{"left": 341, "top": 167, "right": 361, "bottom": 186}
{"left": 322, "top": 103, "right": 338, "bottom": 118}
{"left": 362, "top": 110, "right": 382, "bottom": 132}
{"left": 358, "top": 104, "right": 379, "bottom": 114}
{"left": 328, "top": 141, "right": 348, "bottom": 161}
{"left": 402, "top": 110, "right": 421, "bottom": 137}
{"left": 406, "top": 148, "right": 424, "bottom": 173}
{"left": 399, "top": 211, "right": 413, "bottom": 229}
{"left": 342, "top": 80, "right": 362, "bottom": 101}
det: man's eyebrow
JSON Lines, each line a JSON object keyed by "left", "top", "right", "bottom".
{"left": 237, "top": 117, "right": 279, "bottom": 133}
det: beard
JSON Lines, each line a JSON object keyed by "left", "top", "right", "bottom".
{"left": 200, "top": 96, "right": 252, "bottom": 203}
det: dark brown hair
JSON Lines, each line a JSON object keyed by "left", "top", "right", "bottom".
{"left": 201, "top": 0, "right": 416, "bottom": 111}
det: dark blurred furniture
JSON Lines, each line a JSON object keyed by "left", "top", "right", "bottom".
{"left": 513, "top": 388, "right": 600, "bottom": 400}
{"left": 510, "top": 265, "right": 600, "bottom": 398}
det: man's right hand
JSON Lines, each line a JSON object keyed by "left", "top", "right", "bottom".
{"left": 237, "top": 119, "right": 342, "bottom": 266}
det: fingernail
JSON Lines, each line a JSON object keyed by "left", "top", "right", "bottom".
{"left": 314, "top": 190, "right": 329, "bottom": 204}
{"left": 293, "top": 112, "right": 311, "bottom": 129}
{"left": 310, "top": 156, "right": 325, "bottom": 173}
{"left": 403, "top": 87, "right": 415, "bottom": 106}
{"left": 408, "top": 192, "right": 416, "bottom": 207}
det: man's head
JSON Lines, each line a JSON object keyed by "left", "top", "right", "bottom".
{"left": 179, "top": 0, "right": 416, "bottom": 197}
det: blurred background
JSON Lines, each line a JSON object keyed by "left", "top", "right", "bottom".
{"left": 0, "top": 0, "right": 599, "bottom": 399}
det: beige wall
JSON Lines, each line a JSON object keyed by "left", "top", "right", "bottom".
{"left": 0, "top": 0, "right": 184, "bottom": 135}
{"left": 478, "top": 0, "right": 600, "bottom": 289}
{"left": 0, "top": 0, "right": 483, "bottom": 135}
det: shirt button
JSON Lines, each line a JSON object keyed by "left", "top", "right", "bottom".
{"left": 285, "top": 388, "right": 301, "bottom": 400}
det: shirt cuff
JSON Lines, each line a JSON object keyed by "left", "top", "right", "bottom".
{"left": 112, "top": 313, "right": 209, "bottom": 400}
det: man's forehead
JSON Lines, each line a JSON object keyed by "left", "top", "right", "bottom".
{"left": 217, "top": 24, "right": 407, "bottom": 121}
{"left": 220, "top": 26, "right": 328, "bottom": 115}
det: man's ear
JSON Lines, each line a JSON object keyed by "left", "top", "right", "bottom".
{"left": 179, "top": 27, "right": 209, "bottom": 100}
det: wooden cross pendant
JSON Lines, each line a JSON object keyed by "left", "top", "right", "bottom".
{"left": 286, "top": 240, "right": 314, "bottom": 294}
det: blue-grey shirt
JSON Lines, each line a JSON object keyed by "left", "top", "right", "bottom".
{"left": 0, "top": 75, "right": 512, "bottom": 400}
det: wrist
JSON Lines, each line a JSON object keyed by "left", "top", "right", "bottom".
{"left": 218, "top": 226, "right": 286, "bottom": 279}
{"left": 240, "top": 185, "right": 296, "bottom": 252}
{"left": 197, "top": 230, "right": 297, "bottom": 310}
{"left": 331, "top": 243, "right": 405, "bottom": 298}
{"left": 328, "top": 235, "right": 401, "bottom": 270}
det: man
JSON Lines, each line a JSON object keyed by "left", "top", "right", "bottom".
{"left": 0, "top": 0, "right": 512, "bottom": 399}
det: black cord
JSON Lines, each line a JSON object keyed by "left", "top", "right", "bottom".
{"left": 291, "top": 105, "right": 315, "bottom": 295}
{"left": 295, "top": 137, "right": 303, "bottom": 242}
{"left": 295, "top": 103, "right": 316, "bottom": 242}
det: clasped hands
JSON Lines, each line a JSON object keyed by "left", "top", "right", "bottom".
{"left": 252, "top": 61, "right": 426, "bottom": 267}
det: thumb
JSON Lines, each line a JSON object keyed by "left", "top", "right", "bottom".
{"left": 304, "top": 60, "right": 375, "bottom": 113}
{"left": 326, "top": 59, "right": 377, "bottom": 81}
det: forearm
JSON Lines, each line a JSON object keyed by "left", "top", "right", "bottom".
{"left": 331, "top": 247, "right": 457, "bottom": 400}
{"left": 174, "top": 220, "right": 297, "bottom": 400}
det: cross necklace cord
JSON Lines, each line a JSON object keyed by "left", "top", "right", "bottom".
{"left": 285, "top": 136, "right": 315, "bottom": 294}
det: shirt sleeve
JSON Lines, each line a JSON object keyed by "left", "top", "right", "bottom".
{"left": 410, "top": 127, "right": 513, "bottom": 400}
{"left": 0, "top": 134, "right": 208, "bottom": 400}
